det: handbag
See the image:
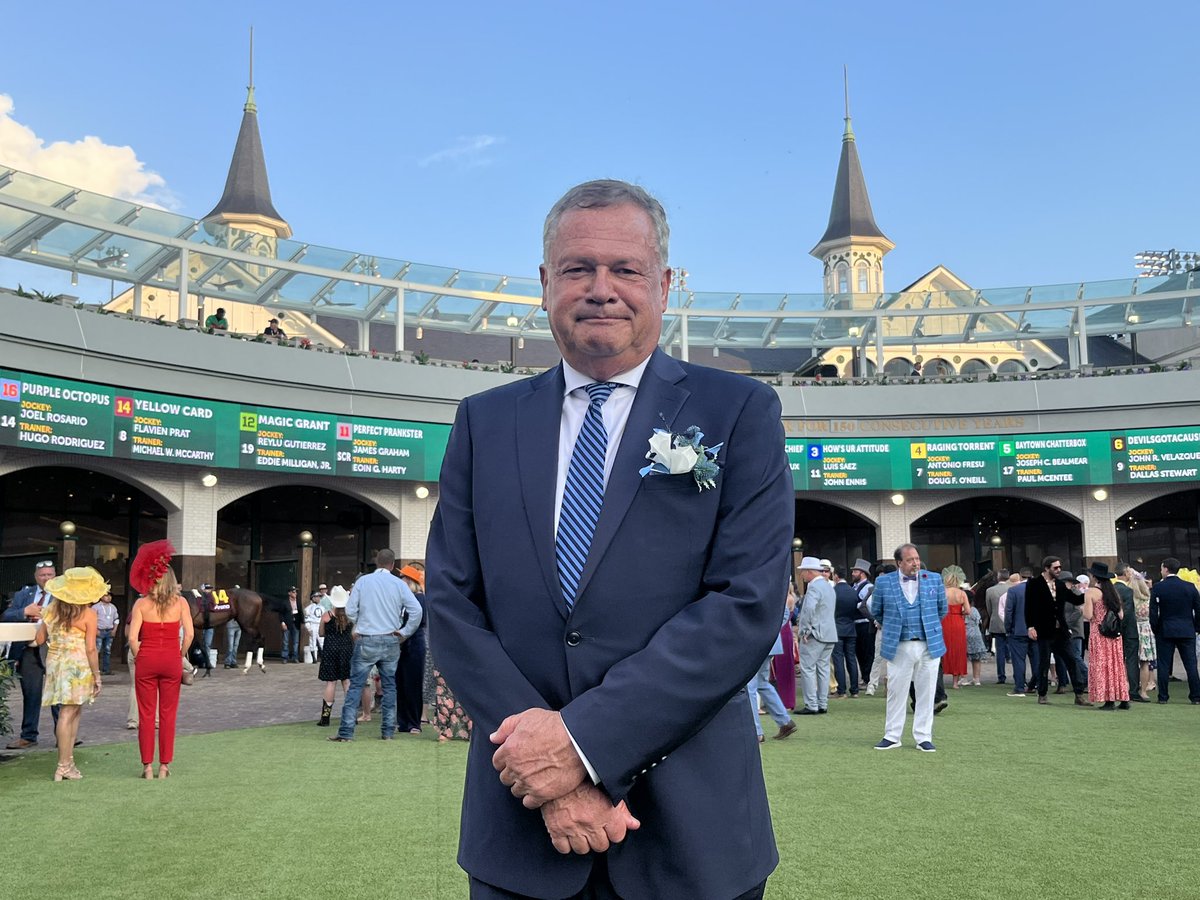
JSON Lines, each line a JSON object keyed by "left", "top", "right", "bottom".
{"left": 1098, "top": 609, "right": 1122, "bottom": 639}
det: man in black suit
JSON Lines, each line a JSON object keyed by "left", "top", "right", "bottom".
{"left": 1148, "top": 557, "right": 1200, "bottom": 704}
{"left": 1025, "top": 555, "right": 1091, "bottom": 707}
{"left": 831, "top": 566, "right": 860, "bottom": 698}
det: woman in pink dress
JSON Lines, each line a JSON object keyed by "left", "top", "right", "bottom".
{"left": 771, "top": 584, "right": 798, "bottom": 711}
{"left": 1082, "top": 562, "right": 1129, "bottom": 710}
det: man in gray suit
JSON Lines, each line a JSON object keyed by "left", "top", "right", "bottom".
{"left": 796, "top": 556, "right": 838, "bottom": 715}
{"left": 985, "top": 569, "right": 1011, "bottom": 685}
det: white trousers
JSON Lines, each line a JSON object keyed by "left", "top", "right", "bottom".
{"left": 884, "top": 639, "right": 940, "bottom": 744}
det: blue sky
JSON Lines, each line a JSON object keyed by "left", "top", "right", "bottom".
{"left": 2, "top": 1, "right": 1196, "bottom": 295}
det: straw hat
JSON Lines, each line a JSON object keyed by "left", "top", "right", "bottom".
{"left": 45, "top": 567, "right": 111, "bottom": 606}
{"left": 798, "top": 556, "right": 824, "bottom": 571}
{"left": 328, "top": 585, "right": 350, "bottom": 608}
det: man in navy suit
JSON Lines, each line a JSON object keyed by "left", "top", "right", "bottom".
{"left": 2, "top": 559, "right": 57, "bottom": 749}
{"left": 1149, "top": 557, "right": 1200, "bottom": 704}
{"left": 426, "top": 180, "right": 793, "bottom": 899}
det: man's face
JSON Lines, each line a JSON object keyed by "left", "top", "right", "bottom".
{"left": 540, "top": 204, "right": 670, "bottom": 381}
{"left": 1045, "top": 561, "right": 1062, "bottom": 580}
{"left": 35, "top": 565, "right": 55, "bottom": 588}
{"left": 801, "top": 569, "right": 819, "bottom": 583}
{"left": 852, "top": 568, "right": 866, "bottom": 581}
{"left": 896, "top": 548, "right": 921, "bottom": 577}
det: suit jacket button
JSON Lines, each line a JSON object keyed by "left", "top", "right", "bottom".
{"left": 565, "top": 631, "right": 582, "bottom": 647}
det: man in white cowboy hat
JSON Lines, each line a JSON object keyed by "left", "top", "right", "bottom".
{"left": 3, "top": 559, "right": 58, "bottom": 749}
{"left": 796, "top": 557, "right": 838, "bottom": 715}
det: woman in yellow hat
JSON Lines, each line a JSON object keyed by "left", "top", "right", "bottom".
{"left": 33, "top": 566, "right": 109, "bottom": 781}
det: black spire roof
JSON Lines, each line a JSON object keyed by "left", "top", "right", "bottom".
{"left": 810, "top": 106, "right": 890, "bottom": 257}
{"left": 203, "top": 86, "right": 288, "bottom": 230}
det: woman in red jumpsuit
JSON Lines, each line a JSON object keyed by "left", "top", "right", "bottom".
{"left": 128, "top": 540, "right": 193, "bottom": 779}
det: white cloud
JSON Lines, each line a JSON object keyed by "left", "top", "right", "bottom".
{"left": 0, "top": 93, "right": 174, "bottom": 207}
{"left": 418, "top": 134, "right": 503, "bottom": 169}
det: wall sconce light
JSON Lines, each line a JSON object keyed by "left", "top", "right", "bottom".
{"left": 200, "top": 473, "right": 218, "bottom": 487}
{"left": 415, "top": 485, "right": 430, "bottom": 499}
{"left": 1092, "top": 487, "right": 1108, "bottom": 501}
{"left": 416, "top": 326, "right": 424, "bottom": 340}
{"left": 890, "top": 493, "right": 905, "bottom": 506}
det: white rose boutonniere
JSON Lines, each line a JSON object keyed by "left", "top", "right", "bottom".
{"left": 639, "top": 425, "right": 724, "bottom": 491}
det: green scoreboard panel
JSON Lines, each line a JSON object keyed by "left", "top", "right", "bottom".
{"left": 1110, "top": 428, "right": 1200, "bottom": 484}
{"left": 3, "top": 365, "right": 1199, "bottom": 493}
{"left": 910, "top": 439, "right": 999, "bottom": 489}
{"left": 0, "top": 368, "right": 448, "bottom": 482}
{"left": 788, "top": 440, "right": 908, "bottom": 491}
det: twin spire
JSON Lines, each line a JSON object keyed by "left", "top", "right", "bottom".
{"left": 203, "top": 26, "right": 290, "bottom": 238}
{"left": 810, "top": 66, "right": 890, "bottom": 261}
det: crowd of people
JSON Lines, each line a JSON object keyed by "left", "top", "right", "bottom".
{"left": 750, "top": 548, "right": 1200, "bottom": 750}
{"left": 0, "top": 545, "right": 473, "bottom": 781}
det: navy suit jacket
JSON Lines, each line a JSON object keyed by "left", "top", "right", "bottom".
{"left": 1149, "top": 575, "right": 1200, "bottom": 639}
{"left": 426, "top": 350, "right": 793, "bottom": 900}
{"left": 2, "top": 585, "right": 45, "bottom": 665}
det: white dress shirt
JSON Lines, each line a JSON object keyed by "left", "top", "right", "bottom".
{"left": 901, "top": 573, "right": 919, "bottom": 604}
{"left": 553, "top": 356, "right": 651, "bottom": 538}
{"left": 554, "top": 356, "right": 652, "bottom": 785}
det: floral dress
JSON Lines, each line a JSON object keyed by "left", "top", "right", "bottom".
{"left": 1088, "top": 606, "right": 1130, "bottom": 703}
{"left": 41, "top": 611, "right": 94, "bottom": 706}
{"left": 1135, "top": 597, "right": 1157, "bottom": 663}
{"left": 965, "top": 606, "right": 987, "bottom": 661}
{"left": 433, "top": 666, "right": 472, "bottom": 742}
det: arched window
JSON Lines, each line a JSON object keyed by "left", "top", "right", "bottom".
{"left": 959, "top": 358, "right": 991, "bottom": 375}
{"left": 997, "top": 359, "right": 1028, "bottom": 374}
{"left": 856, "top": 261, "right": 871, "bottom": 293}
{"left": 836, "top": 262, "right": 849, "bottom": 294}
{"left": 883, "top": 356, "right": 916, "bottom": 376}
{"left": 921, "top": 357, "right": 953, "bottom": 377}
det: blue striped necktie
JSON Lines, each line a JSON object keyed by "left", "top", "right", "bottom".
{"left": 557, "top": 382, "right": 618, "bottom": 611}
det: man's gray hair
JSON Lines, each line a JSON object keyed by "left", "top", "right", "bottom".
{"left": 543, "top": 179, "right": 670, "bottom": 267}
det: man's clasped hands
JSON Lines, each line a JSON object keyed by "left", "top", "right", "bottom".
{"left": 491, "top": 708, "right": 640, "bottom": 855}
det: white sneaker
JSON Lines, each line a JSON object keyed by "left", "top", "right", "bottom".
{"left": 864, "top": 687, "right": 875, "bottom": 696}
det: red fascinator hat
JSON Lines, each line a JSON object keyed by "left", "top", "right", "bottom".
{"left": 129, "top": 539, "right": 176, "bottom": 594}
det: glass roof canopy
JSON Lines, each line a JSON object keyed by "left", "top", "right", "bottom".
{"left": 1, "top": 165, "right": 1197, "bottom": 358}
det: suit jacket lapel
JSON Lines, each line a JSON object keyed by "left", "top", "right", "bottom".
{"left": 516, "top": 366, "right": 568, "bottom": 620}
{"left": 573, "top": 351, "right": 689, "bottom": 606}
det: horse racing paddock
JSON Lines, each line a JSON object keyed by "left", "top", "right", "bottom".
{"left": 2, "top": 674, "right": 1197, "bottom": 899}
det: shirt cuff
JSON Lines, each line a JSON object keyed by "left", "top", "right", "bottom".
{"left": 562, "top": 720, "right": 601, "bottom": 786}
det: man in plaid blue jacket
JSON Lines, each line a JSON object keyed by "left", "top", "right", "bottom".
{"left": 868, "top": 543, "right": 947, "bottom": 752}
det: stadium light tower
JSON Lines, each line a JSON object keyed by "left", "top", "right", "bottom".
{"left": 1134, "top": 249, "right": 1200, "bottom": 277}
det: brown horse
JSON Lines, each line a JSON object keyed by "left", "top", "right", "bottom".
{"left": 185, "top": 588, "right": 273, "bottom": 674}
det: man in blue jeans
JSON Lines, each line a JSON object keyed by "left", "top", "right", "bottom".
{"left": 224, "top": 618, "right": 242, "bottom": 668}
{"left": 330, "top": 549, "right": 423, "bottom": 741}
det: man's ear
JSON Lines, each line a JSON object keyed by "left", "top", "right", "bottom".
{"left": 540, "top": 265, "right": 550, "bottom": 311}
{"left": 657, "top": 266, "right": 671, "bottom": 312}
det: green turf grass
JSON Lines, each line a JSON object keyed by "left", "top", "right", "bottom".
{"left": 2, "top": 683, "right": 1197, "bottom": 899}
